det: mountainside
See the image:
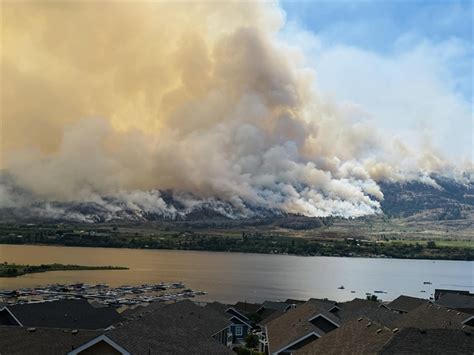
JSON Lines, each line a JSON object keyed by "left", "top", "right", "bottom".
{"left": 0, "top": 175, "right": 472, "bottom": 223}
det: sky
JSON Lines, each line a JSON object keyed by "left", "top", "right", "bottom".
{"left": 280, "top": 0, "right": 473, "bottom": 159}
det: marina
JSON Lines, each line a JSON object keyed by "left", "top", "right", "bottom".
{"left": 0, "top": 244, "right": 472, "bottom": 303}
{"left": 0, "top": 282, "right": 206, "bottom": 306}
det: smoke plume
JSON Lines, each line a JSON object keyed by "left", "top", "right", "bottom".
{"left": 0, "top": 2, "right": 471, "bottom": 220}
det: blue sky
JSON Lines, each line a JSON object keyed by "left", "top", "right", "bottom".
{"left": 280, "top": 0, "right": 472, "bottom": 159}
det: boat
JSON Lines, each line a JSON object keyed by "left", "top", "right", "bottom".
{"left": 350, "top": 291, "right": 356, "bottom": 293}
{"left": 373, "top": 290, "right": 386, "bottom": 294}
{"left": 338, "top": 286, "right": 345, "bottom": 290}
{"left": 423, "top": 281, "right": 432, "bottom": 285}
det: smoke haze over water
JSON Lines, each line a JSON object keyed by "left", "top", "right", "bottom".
{"left": 1, "top": 2, "right": 472, "bottom": 220}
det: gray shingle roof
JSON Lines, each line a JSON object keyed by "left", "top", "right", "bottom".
{"left": 387, "top": 295, "right": 428, "bottom": 313}
{"left": 4, "top": 299, "right": 122, "bottom": 330}
{"left": 261, "top": 301, "right": 291, "bottom": 312}
{"left": 205, "top": 301, "right": 231, "bottom": 314}
{"left": 105, "top": 300, "right": 233, "bottom": 354}
{"left": 380, "top": 328, "right": 474, "bottom": 354}
{"left": 0, "top": 326, "right": 100, "bottom": 355}
{"left": 436, "top": 293, "right": 474, "bottom": 311}
{"left": 295, "top": 318, "right": 394, "bottom": 355}
{"left": 234, "top": 301, "right": 262, "bottom": 314}
{"left": 339, "top": 298, "right": 382, "bottom": 312}
{"left": 393, "top": 302, "right": 472, "bottom": 329}
{"left": 339, "top": 305, "right": 402, "bottom": 329}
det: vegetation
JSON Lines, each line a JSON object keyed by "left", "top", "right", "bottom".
{"left": 0, "top": 222, "right": 472, "bottom": 261}
{"left": 233, "top": 346, "right": 264, "bottom": 355}
{"left": 245, "top": 334, "right": 259, "bottom": 349}
{"left": 0, "top": 262, "right": 128, "bottom": 277}
{"left": 366, "top": 295, "right": 379, "bottom": 302}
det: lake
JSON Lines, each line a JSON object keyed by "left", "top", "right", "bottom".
{"left": 0, "top": 244, "right": 472, "bottom": 303}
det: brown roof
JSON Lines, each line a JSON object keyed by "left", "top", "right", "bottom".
{"left": 380, "top": 328, "right": 474, "bottom": 354}
{"left": 266, "top": 299, "right": 340, "bottom": 354}
{"left": 0, "top": 326, "right": 100, "bottom": 355}
{"left": 296, "top": 318, "right": 394, "bottom": 355}
{"left": 387, "top": 295, "right": 428, "bottom": 313}
{"left": 104, "top": 300, "right": 234, "bottom": 354}
{"left": 394, "top": 302, "right": 472, "bottom": 329}
{"left": 340, "top": 305, "right": 402, "bottom": 329}
{"left": 339, "top": 298, "right": 382, "bottom": 312}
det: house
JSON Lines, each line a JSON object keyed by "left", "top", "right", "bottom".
{"left": 379, "top": 328, "right": 474, "bottom": 354}
{"left": 258, "top": 301, "right": 294, "bottom": 313}
{"left": 0, "top": 299, "right": 123, "bottom": 330}
{"left": 205, "top": 301, "right": 253, "bottom": 344}
{"left": 284, "top": 299, "right": 306, "bottom": 305}
{"left": 434, "top": 288, "right": 472, "bottom": 301}
{"left": 295, "top": 319, "right": 474, "bottom": 355}
{"left": 339, "top": 303, "right": 402, "bottom": 329}
{"left": 255, "top": 300, "right": 296, "bottom": 323}
{"left": 294, "top": 318, "right": 394, "bottom": 354}
{"left": 265, "top": 299, "right": 341, "bottom": 354}
{"left": 68, "top": 300, "right": 234, "bottom": 355}
{"left": 393, "top": 302, "right": 473, "bottom": 329}
{"left": 386, "top": 295, "right": 427, "bottom": 313}
{"left": 233, "top": 301, "right": 262, "bottom": 315}
{"left": 436, "top": 293, "right": 474, "bottom": 314}
{"left": 0, "top": 326, "right": 101, "bottom": 355}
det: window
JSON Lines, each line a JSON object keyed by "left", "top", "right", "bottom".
{"left": 235, "top": 325, "right": 243, "bottom": 336}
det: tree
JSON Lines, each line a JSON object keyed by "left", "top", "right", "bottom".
{"left": 366, "top": 294, "right": 378, "bottom": 302}
{"left": 245, "top": 333, "right": 259, "bottom": 349}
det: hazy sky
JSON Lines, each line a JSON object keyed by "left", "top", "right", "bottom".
{"left": 281, "top": 0, "right": 473, "bottom": 159}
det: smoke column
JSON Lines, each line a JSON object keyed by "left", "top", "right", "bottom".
{"left": 0, "top": 2, "right": 469, "bottom": 220}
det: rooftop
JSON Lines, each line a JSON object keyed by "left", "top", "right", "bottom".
{"left": 104, "top": 300, "right": 233, "bottom": 354}
{"left": 380, "top": 328, "right": 474, "bottom": 354}
{"left": 266, "top": 299, "right": 340, "bottom": 354}
{"left": 0, "top": 326, "right": 100, "bottom": 355}
{"left": 387, "top": 295, "right": 428, "bottom": 313}
{"left": 2, "top": 299, "right": 122, "bottom": 330}
{"left": 295, "top": 318, "right": 393, "bottom": 355}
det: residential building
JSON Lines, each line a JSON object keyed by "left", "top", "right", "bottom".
{"left": 265, "top": 299, "right": 341, "bottom": 354}
{"left": 436, "top": 292, "right": 474, "bottom": 314}
{"left": 0, "top": 299, "right": 122, "bottom": 330}
{"left": 205, "top": 301, "right": 252, "bottom": 344}
{"left": 68, "top": 300, "right": 234, "bottom": 355}
{"left": 386, "top": 295, "right": 427, "bottom": 313}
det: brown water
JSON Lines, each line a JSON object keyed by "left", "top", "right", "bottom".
{"left": 1, "top": 244, "right": 472, "bottom": 303}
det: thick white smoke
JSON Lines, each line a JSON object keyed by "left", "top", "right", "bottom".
{"left": 1, "top": 2, "right": 470, "bottom": 220}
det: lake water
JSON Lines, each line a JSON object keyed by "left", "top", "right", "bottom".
{"left": 1, "top": 244, "right": 472, "bottom": 303}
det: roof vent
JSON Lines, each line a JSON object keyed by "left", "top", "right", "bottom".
{"left": 366, "top": 322, "right": 372, "bottom": 328}
{"left": 376, "top": 329, "right": 382, "bottom": 334}
{"left": 27, "top": 328, "right": 36, "bottom": 333}
{"left": 392, "top": 328, "right": 399, "bottom": 333}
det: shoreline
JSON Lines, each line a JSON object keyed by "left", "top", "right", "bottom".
{"left": 1, "top": 242, "right": 472, "bottom": 262}
{"left": 0, "top": 262, "right": 128, "bottom": 277}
